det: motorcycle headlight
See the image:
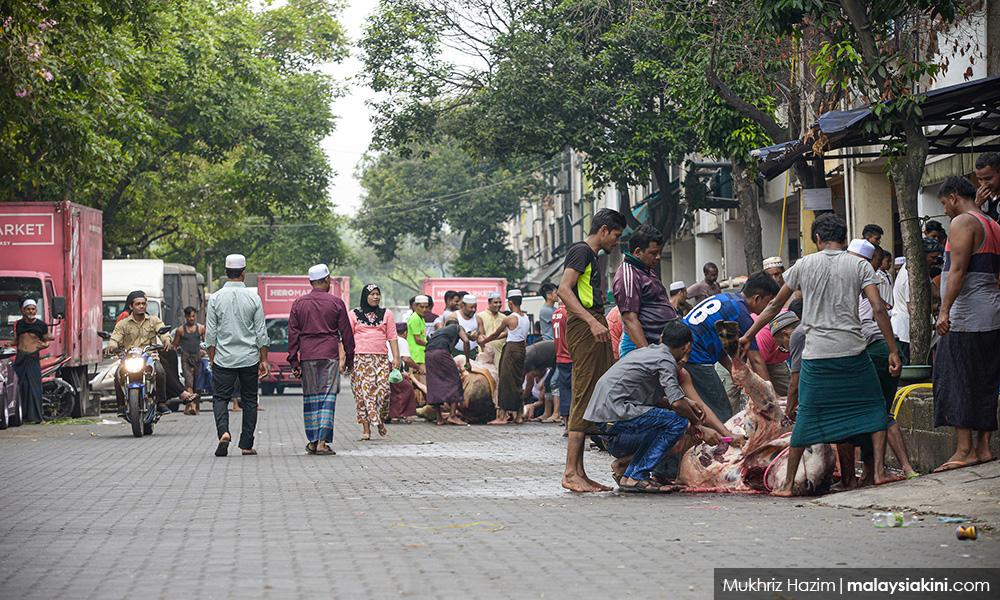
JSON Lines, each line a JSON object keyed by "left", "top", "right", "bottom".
{"left": 124, "top": 356, "right": 146, "bottom": 374}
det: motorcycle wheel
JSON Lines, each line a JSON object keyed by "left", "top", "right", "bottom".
{"left": 143, "top": 421, "right": 154, "bottom": 436}
{"left": 42, "top": 378, "right": 76, "bottom": 421}
{"left": 7, "top": 398, "right": 21, "bottom": 427}
{"left": 128, "top": 388, "right": 143, "bottom": 438}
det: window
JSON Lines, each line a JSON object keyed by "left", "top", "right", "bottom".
{"left": 0, "top": 277, "right": 44, "bottom": 340}
{"left": 266, "top": 318, "right": 289, "bottom": 352}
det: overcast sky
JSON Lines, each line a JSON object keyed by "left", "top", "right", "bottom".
{"left": 321, "top": 0, "right": 375, "bottom": 217}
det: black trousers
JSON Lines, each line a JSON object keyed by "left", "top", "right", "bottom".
{"left": 115, "top": 361, "right": 167, "bottom": 408}
{"left": 213, "top": 364, "right": 259, "bottom": 449}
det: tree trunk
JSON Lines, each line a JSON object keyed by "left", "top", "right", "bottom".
{"left": 732, "top": 158, "right": 764, "bottom": 275}
{"left": 888, "top": 121, "right": 931, "bottom": 364}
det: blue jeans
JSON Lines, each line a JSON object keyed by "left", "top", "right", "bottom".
{"left": 605, "top": 408, "right": 689, "bottom": 481}
{"left": 556, "top": 363, "right": 573, "bottom": 417}
{"left": 619, "top": 332, "right": 637, "bottom": 357}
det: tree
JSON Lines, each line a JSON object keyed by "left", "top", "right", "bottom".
{"left": 355, "top": 140, "right": 542, "bottom": 281}
{"left": 760, "top": 0, "right": 973, "bottom": 364}
{"left": 1, "top": 0, "right": 348, "bottom": 269}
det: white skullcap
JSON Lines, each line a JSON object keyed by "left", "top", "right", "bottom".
{"left": 487, "top": 291, "right": 501, "bottom": 299}
{"left": 669, "top": 281, "right": 686, "bottom": 293}
{"left": 507, "top": 289, "right": 523, "bottom": 298}
{"left": 462, "top": 294, "right": 477, "bottom": 304}
{"left": 847, "top": 239, "right": 875, "bottom": 259}
{"left": 225, "top": 254, "right": 246, "bottom": 269}
{"left": 21, "top": 299, "right": 37, "bottom": 308}
{"left": 414, "top": 295, "right": 429, "bottom": 304}
{"left": 307, "top": 263, "right": 330, "bottom": 281}
{"left": 894, "top": 256, "right": 906, "bottom": 266}
{"left": 762, "top": 256, "right": 784, "bottom": 270}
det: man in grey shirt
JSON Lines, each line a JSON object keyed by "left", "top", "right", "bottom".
{"left": 538, "top": 283, "right": 557, "bottom": 341}
{"left": 584, "top": 322, "right": 700, "bottom": 493}
{"left": 206, "top": 254, "right": 270, "bottom": 457}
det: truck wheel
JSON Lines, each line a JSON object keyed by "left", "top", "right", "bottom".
{"left": 128, "top": 388, "right": 143, "bottom": 438}
{"left": 260, "top": 383, "right": 275, "bottom": 396}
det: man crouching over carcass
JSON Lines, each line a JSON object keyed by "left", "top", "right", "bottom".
{"left": 584, "top": 321, "right": 731, "bottom": 493}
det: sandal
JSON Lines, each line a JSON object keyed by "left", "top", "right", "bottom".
{"left": 215, "top": 436, "right": 230, "bottom": 457}
{"left": 306, "top": 442, "right": 317, "bottom": 455}
{"left": 314, "top": 446, "right": 336, "bottom": 455}
{"left": 378, "top": 424, "right": 388, "bottom": 437}
{"left": 933, "top": 459, "right": 979, "bottom": 473}
{"left": 241, "top": 448, "right": 257, "bottom": 456}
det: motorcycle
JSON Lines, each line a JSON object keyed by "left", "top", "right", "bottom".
{"left": 98, "top": 326, "right": 172, "bottom": 438}
{"left": 0, "top": 347, "right": 19, "bottom": 428}
{"left": 40, "top": 353, "right": 75, "bottom": 421}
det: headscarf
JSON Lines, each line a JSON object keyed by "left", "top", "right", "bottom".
{"left": 354, "top": 283, "right": 386, "bottom": 326}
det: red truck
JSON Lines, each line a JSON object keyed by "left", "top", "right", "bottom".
{"left": 257, "top": 274, "right": 350, "bottom": 395}
{"left": 0, "top": 201, "right": 103, "bottom": 416}
{"left": 422, "top": 277, "right": 508, "bottom": 308}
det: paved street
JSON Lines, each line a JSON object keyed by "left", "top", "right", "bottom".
{"left": 1, "top": 386, "right": 996, "bottom": 600}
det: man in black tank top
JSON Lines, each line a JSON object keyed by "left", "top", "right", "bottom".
{"left": 173, "top": 306, "right": 206, "bottom": 414}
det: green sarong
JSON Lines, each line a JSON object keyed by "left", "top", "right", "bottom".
{"left": 865, "top": 339, "right": 898, "bottom": 419}
{"left": 791, "top": 352, "right": 888, "bottom": 447}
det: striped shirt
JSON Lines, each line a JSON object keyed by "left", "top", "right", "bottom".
{"left": 612, "top": 254, "right": 676, "bottom": 344}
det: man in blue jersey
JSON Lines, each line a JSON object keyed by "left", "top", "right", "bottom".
{"left": 682, "top": 271, "right": 779, "bottom": 422}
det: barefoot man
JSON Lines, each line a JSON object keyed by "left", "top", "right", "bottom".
{"left": 740, "top": 214, "right": 900, "bottom": 496}
{"left": 558, "top": 208, "right": 626, "bottom": 492}
{"left": 933, "top": 176, "right": 1000, "bottom": 471}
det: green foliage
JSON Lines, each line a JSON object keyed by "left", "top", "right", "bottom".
{"left": 355, "top": 140, "right": 540, "bottom": 281}
{"left": 0, "top": 0, "right": 348, "bottom": 272}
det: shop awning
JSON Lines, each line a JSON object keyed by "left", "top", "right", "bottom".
{"left": 752, "top": 75, "right": 1000, "bottom": 180}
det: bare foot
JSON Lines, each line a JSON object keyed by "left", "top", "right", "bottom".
{"left": 542, "top": 416, "right": 562, "bottom": 423}
{"left": 875, "top": 472, "right": 903, "bottom": 485}
{"left": 772, "top": 488, "right": 795, "bottom": 497}
{"left": 446, "top": 416, "right": 467, "bottom": 426}
{"left": 487, "top": 418, "right": 510, "bottom": 425}
{"left": 584, "top": 476, "right": 613, "bottom": 492}
{"left": 561, "top": 473, "right": 607, "bottom": 493}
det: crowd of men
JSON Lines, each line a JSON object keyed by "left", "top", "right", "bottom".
{"left": 8, "top": 155, "right": 998, "bottom": 495}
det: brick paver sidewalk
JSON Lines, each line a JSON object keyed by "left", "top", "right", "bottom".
{"left": 0, "top": 387, "right": 995, "bottom": 599}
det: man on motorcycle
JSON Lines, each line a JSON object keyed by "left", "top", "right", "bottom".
{"left": 107, "top": 293, "right": 173, "bottom": 417}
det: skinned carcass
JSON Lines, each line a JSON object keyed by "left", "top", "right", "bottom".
{"left": 676, "top": 341, "right": 836, "bottom": 495}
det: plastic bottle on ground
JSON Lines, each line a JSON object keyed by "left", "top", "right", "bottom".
{"left": 871, "top": 512, "right": 919, "bottom": 527}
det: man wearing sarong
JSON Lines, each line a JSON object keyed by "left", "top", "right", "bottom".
{"left": 13, "top": 299, "right": 51, "bottom": 423}
{"left": 206, "top": 254, "right": 270, "bottom": 457}
{"left": 848, "top": 240, "right": 918, "bottom": 481}
{"left": 741, "top": 213, "right": 900, "bottom": 496}
{"left": 481, "top": 290, "right": 531, "bottom": 425}
{"left": 557, "top": 208, "right": 626, "bottom": 493}
{"left": 934, "top": 176, "right": 1000, "bottom": 471}
{"left": 424, "top": 315, "right": 472, "bottom": 425}
{"left": 452, "top": 294, "right": 480, "bottom": 359}
{"left": 612, "top": 224, "right": 676, "bottom": 358}
{"left": 476, "top": 292, "right": 506, "bottom": 366}
{"left": 681, "top": 272, "right": 778, "bottom": 424}
{"left": 586, "top": 321, "right": 704, "bottom": 493}
{"left": 288, "top": 264, "right": 355, "bottom": 455}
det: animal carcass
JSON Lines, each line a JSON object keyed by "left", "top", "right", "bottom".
{"left": 676, "top": 353, "right": 836, "bottom": 495}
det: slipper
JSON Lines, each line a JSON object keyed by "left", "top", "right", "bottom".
{"left": 306, "top": 442, "right": 317, "bottom": 455}
{"left": 612, "top": 472, "right": 623, "bottom": 486}
{"left": 314, "top": 447, "right": 336, "bottom": 455}
{"left": 977, "top": 457, "right": 997, "bottom": 464}
{"left": 241, "top": 449, "right": 257, "bottom": 456}
{"left": 618, "top": 480, "right": 664, "bottom": 494}
{"left": 933, "top": 459, "right": 979, "bottom": 473}
{"left": 905, "top": 471, "right": 921, "bottom": 480}
{"left": 215, "top": 439, "right": 229, "bottom": 457}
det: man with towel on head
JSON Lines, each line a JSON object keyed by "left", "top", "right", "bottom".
{"left": 762, "top": 256, "right": 785, "bottom": 286}
{"left": 206, "top": 254, "right": 270, "bottom": 457}
{"left": 288, "top": 264, "right": 355, "bottom": 455}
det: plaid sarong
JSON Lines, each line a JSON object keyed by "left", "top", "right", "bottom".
{"left": 302, "top": 359, "right": 340, "bottom": 443}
